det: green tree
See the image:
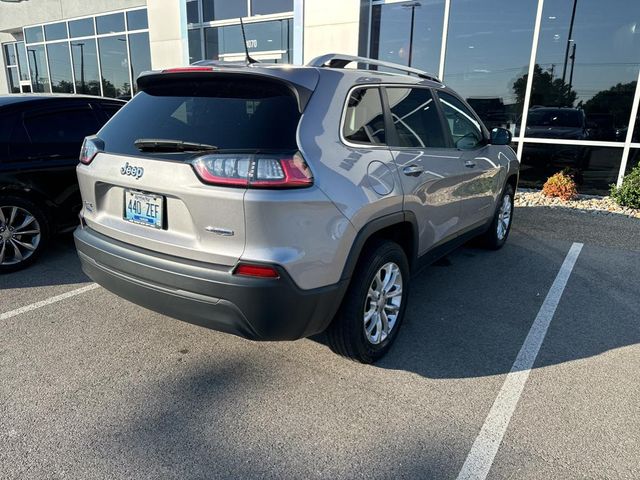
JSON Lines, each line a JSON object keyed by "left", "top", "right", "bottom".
{"left": 513, "top": 64, "right": 577, "bottom": 108}
{"left": 583, "top": 81, "right": 636, "bottom": 128}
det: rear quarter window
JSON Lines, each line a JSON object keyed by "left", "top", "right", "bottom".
{"left": 98, "top": 77, "right": 302, "bottom": 156}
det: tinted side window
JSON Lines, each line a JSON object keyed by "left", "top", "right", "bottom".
{"left": 386, "top": 87, "right": 447, "bottom": 148}
{"left": 100, "top": 103, "right": 124, "bottom": 120}
{"left": 24, "top": 107, "right": 101, "bottom": 157}
{"left": 438, "top": 91, "right": 484, "bottom": 150}
{"left": 343, "top": 88, "right": 386, "bottom": 145}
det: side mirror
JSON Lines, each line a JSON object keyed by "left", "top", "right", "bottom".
{"left": 490, "top": 127, "right": 512, "bottom": 145}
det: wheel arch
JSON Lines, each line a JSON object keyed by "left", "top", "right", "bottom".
{"left": 340, "top": 212, "right": 418, "bottom": 282}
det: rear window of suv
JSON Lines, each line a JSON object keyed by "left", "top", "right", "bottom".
{"left": 98, "top": 77, "right": 301, "bottom": 156}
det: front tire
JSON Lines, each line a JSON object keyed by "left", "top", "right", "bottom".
{"left": 482, "top": 184, "right": 514, "bottom": 250}
{"left": 0, "top": 196, "right": 50, "bottom": 273}
{"left": 327, "top": 240, "right": 410, "bottom": 363}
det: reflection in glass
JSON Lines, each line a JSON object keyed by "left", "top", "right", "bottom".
{"left": 44, "top": 22, "right": 67, "bottom": 41}
{"left": 526, "top": 0, "right": 640, "bottom": 141}
{"left": 27, "top": 44, "right": 50, "bottom": 92}
{"left": 370, "top": 1, "right": 444, "bottom": 75}
{"left": 444, "top": 0, "right": 537, "bottom": 132}
{"left": 47, "top": 42, "right": 74, "bottom": 93}
{"left": 188, "top": 29, "right": 203, "bottom": 64}
{"left": 96, "top": 13, "right": 126, "bottom": 35}
{"left": 520, "top": 143, "right": 622, "bottom": 194}
{"left": 16, "top": 42, "right": 29, "bottom": 81}
{"left": 626, "top": 149, "right": 640, "bottom": 175}
{"left": 204, "top": 20, "right": 292, "bottom": 63}
{"left": 386, "top": 87, "right": 447, "bottom": 148}
{"left": 7, "top": 67, "right": 20, "bottom": 93}
{"left": 3, "top": 43, "right": 16, "bottom": 65}
{"left": 72, "top": 39, "right": 100, "bottom": 95}
{"left": 251, "top": 0, "right": 293, "bottom": 15}
{"left": 203, "top": 0, "right": 247, "bottom": 22}
{"left": 69, "top": 18, "right": 95, "bottom": 38}
{"left": 129, "top": 32, "right": 151, "bottom": 94}
{"left": 632, "top": 113, "right": 640, "bottom": 143}
{"left": 98, "top": 35, "right": 130, "bottom": 98}
{"left": 24, "top": 26, "right": 44, "bottom": 44}
{"left": 127, "top": 9, "right": 148, "bottom": 31}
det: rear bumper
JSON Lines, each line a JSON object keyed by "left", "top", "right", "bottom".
{"left": 74, "top": 226, "right": 347, "bottom": 340}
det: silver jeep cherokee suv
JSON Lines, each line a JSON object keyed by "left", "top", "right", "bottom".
{"left": 74, "top": 54, "right": 519, "bottom": 363}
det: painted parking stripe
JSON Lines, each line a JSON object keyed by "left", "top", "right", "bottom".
{"left": 457, "top": 242, "right": 583, "bottom": 480}
{"left": 0, "top": 283, "right": 99, "bottom": 321}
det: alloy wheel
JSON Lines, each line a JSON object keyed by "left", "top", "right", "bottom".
{"left": 496, "top": 194, "right": 512, "bottom": 241}
{"left": 363, "top": 262, "right": 403, "bottom": 345}
{"left": 0, "top": 206, "right": 41, "bottom": 266}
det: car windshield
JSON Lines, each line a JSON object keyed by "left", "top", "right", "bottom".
{"left": 527, "top": 109, "right": 583, "bottom": 128}
{"left": 98, "top": 77, "right": 301, "bottom": 157}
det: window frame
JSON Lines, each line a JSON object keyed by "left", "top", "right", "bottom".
{"left": 340, "top": 85, "right": 390, "bottom": 148}
{"left": 433, "top": 88, "right": 489, "bottom": 151}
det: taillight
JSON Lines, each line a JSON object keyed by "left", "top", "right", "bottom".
{"left": 79, "top": 137, "right": 100, "bottom": 165}
{"left": 192, "top": 152, "right": 313, "bottom": 189}
{"left": 234, "top": 263, "right": 280, "bottom": 278}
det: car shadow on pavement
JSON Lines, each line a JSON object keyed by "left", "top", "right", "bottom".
{"left": 0, "top": 233, "right": 90, "bottom": 290}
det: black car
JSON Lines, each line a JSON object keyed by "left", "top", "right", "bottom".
{"left": 0, "top": 95, "right": 125, "bottom": 272}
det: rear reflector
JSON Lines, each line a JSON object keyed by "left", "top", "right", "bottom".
{"left": 192, "top": 152, "right": 313, "bottom": 189}
{"left": 234, "top": 264, "right": 280, "bottom": 279}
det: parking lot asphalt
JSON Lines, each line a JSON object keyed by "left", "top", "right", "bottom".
{"left": 1, "top": 206, "right": 639, "bottom": 479}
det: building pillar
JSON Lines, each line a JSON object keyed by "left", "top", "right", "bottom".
{"left": 303, "top": 0, "right": 361, "bottom": 64}
{"left": 146, "top": 0, "right": 189, "bottom": 69}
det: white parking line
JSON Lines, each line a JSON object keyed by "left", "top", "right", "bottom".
{"left": 0, "top": 283, "right": 99, "bottom": 321}
{"left": 457, "top": 242, "right": 583, "bottom": 480}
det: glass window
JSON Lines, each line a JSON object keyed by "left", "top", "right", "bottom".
{"left": 251, "top": 0, "right": 293, "bottom": 16}
{"left": 204, "top": 19, "right": 292, "bottom": 63}
{"left": 126, "top": 9, "right": 148, "bottom": 31}
{"left": 44, "top": 22, "right": 68, "bottom": 41}
{"left": 71, "top": 40, "right": 100, "bottom": 96}
{"left": 527, "top": 0, "right": 640, "bottom": 141}
{"left": 69, "top": 18, "right": 95, "bottom": 38}
{"left": 24, "top": 108, "right": 101, "bottom": 157}
{"left": 98, "top": 35, "right": 130, "bottom": 98}
{"left": 24, "top": 26, "right": 44, "bottom": 44}
{"left": 26, "top": 44, "right": 50, "bottom": 93}
{"left": 101, "top": 103, "right": 123, "bottom": 120}
{"left": 16, "top": 42, "right": 30, "bottom": 81}
{"left": 386, "top": 87, "right": 447, "bottom": 148}
{"left": 444, "top": 0, "right": 537, "bottom": 133}
{"left": 188, "top": 29, "right": 203, "bottom": 64}
{"left": 96, "top": 13, "right": 125, "bottom": 35}
{"left": 203, "top": 0, "right": 248, "bottom": 22}
{"left": 626, "top": 148, "right": 640, "bottom": 175}
{"left": 630, "top": 110, "right": 640, "bottom": 143}
{"left": 438, "top": 91, "right": 484, "bottom": 149}
{"left": 129, "top": 32, "right": 151, "bottom": 94}
{"left": 7, "top": 67, "right": 20, "bottom": 93}
{"left": 3, "top": 43, "right": 16, "bottom": 65}
{"left": 343, "top": 88, "right": 386, "bottom": 145}
{"left": 369, "top": 1, "right": 444, "bottom": 75}
{"left": 47, "top": 42, "right": 74, "bottom": 93}
{"left": 520, "top": 143, "right": 623, "bottom": 194}
{"left": 98, "top": 78, "right": 301, "bottom": 156}
{"left": 187, "top": 0, "right": 200, "bottom": 24}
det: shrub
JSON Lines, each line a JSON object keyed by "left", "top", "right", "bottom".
{"left": 542, "top": 169, "right": 578, "bottom": 201}
{"left": 610, "top": 164, "right": 640, "bottom": 209}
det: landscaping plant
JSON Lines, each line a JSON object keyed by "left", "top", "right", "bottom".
{"left": 542, "top": 169, "right": 578, "bottom": 201}
{"left": 610, "top": 163, "right": 640, "bottom": 209}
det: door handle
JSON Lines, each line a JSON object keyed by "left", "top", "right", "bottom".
{"left": 403, "top": 165, "right": 424, "bottom": 177}
{"left": 465, "top": 160, "right": 476, "bottom": 168}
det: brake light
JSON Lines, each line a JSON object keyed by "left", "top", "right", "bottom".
{"left": 234, "top": 263, "right": 280, "bottom": 278}
{"left": 192, "top": 152, "right": 313, "bottom": 188}
{"left": 79, "top": 137, "right": 100, "bottom": 165}
{"left": 162, "top": 67, "right": 215, "bottom": 73}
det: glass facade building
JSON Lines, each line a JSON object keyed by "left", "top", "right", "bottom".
{"left": 2, "top": 7, "right": 150, "bottom": 99}
{"left": 365, "top": 0, "right": 640, "bottom": 194}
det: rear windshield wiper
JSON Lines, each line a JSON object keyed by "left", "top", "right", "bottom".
{"left": 134, "top": 138, "right": 219, "bottom": 153}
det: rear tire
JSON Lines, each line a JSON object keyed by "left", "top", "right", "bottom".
{"left": 327, "top": 240, "right": 410, "bottom": 363}
{"left": 0, "top": 195, "right": 50, "bottom": 273}
{"left": 481, "top": 184, "right": 514, "bottom": 250}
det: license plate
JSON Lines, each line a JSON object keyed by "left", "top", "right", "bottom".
{"left": 124, "top": 190, "right": 163, "bottom": 229}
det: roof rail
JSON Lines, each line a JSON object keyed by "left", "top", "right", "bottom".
{"left": 307, "top": 53, "right": 440, "bottom": 82}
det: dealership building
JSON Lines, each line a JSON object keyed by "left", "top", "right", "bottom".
{"left": 1, "top": 0, "right": 639, "bottom": 194}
